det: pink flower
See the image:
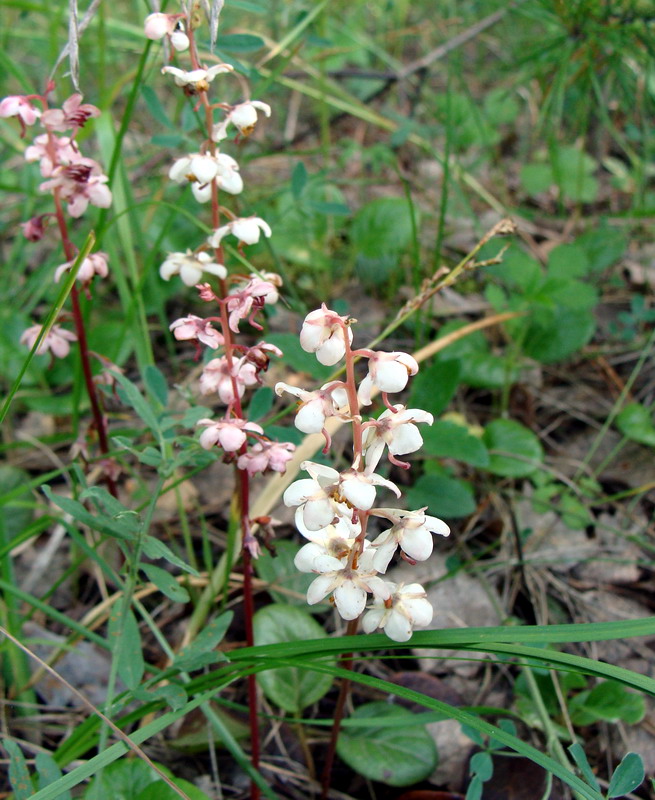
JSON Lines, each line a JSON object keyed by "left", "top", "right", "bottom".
{"left": 208, "top": 217, "right": 271, "bottom": 248}
{"left": 169, "top": 315, "right": 223, "bottom": 349}
{"left": 357, "top": 351, "right": 419, "bottom": 406}
{"left": 196, "top": 417, "right": 263, "bottom": 452}
{"left": 22, "top": 215, "right": 48, "bottom": 241}
{"left": 41, "top": 95, "right": 100, "bottom": 132}
{"left": 244, "top": 340, "right": 283, "bottom": 372}
{"left": 54, "top": 252, "right": 109, "bottom": 283}
{"left": 299, "top": 304, "right": 353, "bottom": 366}
{"left": 39, "top": 158, "right": 112, "bottom": 217}
{"left": 0, "top": 95, "right": 40, "bottom": 127}
{"left": 211, "top": 100, "right": 271, "bottom": 142}
{"left": 20, "top": 323, "right": 77, "bottom": 358}
{"left": 199, "top": 355, "right": 258, "bottom": 404}
{"left": 25, "top": 134, "right": 80, "bottom": 177}
{"left": 225, "top": 275, "right": 280, "bottom": 332}
{"left": 237, "top": 440, "right": 296, "bottom": 475}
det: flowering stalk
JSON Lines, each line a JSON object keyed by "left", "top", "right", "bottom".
{"left": 2, "top": 88, "right": 117, "bottom": 495}
{"left": 145, "top": 6, "right": 294, "bottom": 795}
{"left": 277, "top": 307, "right": 450, "bottom": 792}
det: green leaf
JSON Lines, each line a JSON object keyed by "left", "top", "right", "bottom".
{"left": 253, "top": 604, "right": 334, "bottom": 713}
{"left": 134, "top": 684, "right": 187, "bottom": 712}
{"left": 547, "top": 243, "right": 590, "bottom": 279}
{"left": 557, "top": 492, "right": 593, "bottom": 529}
{"left": 180, "top": 406, "right": 214, "bottom": 428}
{"left": 216, "top": 33, "right": 265, "bottom": 52}
{"left": 248, "top": 387, "right": 274, "bottom": 421}
{"left": 461, "top": 352, "right": 519, "bottom": 389}
{"left": 254, "top": 541, "right": 327, "bottom": 609}
{"left": 141, "top": 85, "right": 174, "bottom": 130}
{"left": 421, "top": 421, "right": 490, "bottom": 467}
{"left": 141, "top": 564, "right": 190, "bottom": 603}
{"left": 465, "top": 775, "right": 484, "bottom": 800}
{"left": 570, "top": 682, "right": 645, "bottom": 726}
{"left": 520, "top": 163, "right": 554, "bottom": 196}
{"left": 108, "top": 607, "right": 144, "bottom": 691}
{"left": 487, "top": 247, "right": 543, "bottom": 292}
{"left": 576, "top": 227, "right": 626, "bottom": 274}
{"left": 144, "top": 365, "right": 168, "bottom": 407}
{"left": 173, "top": 612, "right": 233, "bottom": 671}
{"left": 568, "top": 742, "right": 601, "bottom": 793}
{"left": 409, "top": 359, "right": 461, "bottom": 416}
{"left": 483, "top": 419, "right": 543, "bottom": 477}
{"left": 35, "top": 753, "right": 71, "bottom": 800}
{"left": 85, "top": 760, "right": 161, "bottom": 800}
{"left": 607, "top": 752, "right": 644, "bottom": 798}
{"left": 0, "top": 465, "right": 34, "bottom": 541}
{"left": 291, "top": 161, "right": 307, "bottom": 200}
{"left": 406, "top": 473, "right": 476, "bottom": 518}
{"left": 3, "top": 739, "right": 33, "bottom": 800}
{"left": 79, "top": 487, "right": 142, "bottom": 534}
{"left": 136, "top": 777, "right": 210, "bottom": 800}
{"left": 42, "top": 486, "right": 137, "bottom": 541}
{"left": 470, "top": 751, "right": 493, "bottom": 780}
{"left": 616, "top": 403, "right": 655, "bottom": 447}
{"left": 350, "top": 197, "right": 415, "bottom": 261}
{"left": 335, "top": 702, "right": 438, "bottom": 786}
{"left": 141, "top": 535, "right": 199, "bottom": 576}
{"left": 112, "top": 371, "right": 162, "bottom": 438}
{"left": 522, "top": 306, "right": 596, "bottom": 364}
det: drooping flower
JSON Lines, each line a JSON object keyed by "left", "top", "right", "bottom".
{"left": 362, "top": 582, "right": 433, "bottom": 642}
{"left": 22, "top": 214, "right": 49, "bottom": 241}
{"left": 41, "top": 94, "right": 100, "bottom": 132}
{"left": 20, "top": 323, "right": 77, "bottom": 357}
{"left": 161, "top": 64, "right": 233, "bottom": 92}
{"left": 197, "top": 417, "right": 263, "bottom": 452}
{"left": 224, "top": 274, "right": 280, "bottom": 332}
{"left": 275, "top": 380, "right": 348, "bottom": 434}
{"left": 237, "top": 440, "right": 296, "bottom": 475}
{"left": 299, "top": 304, "right": 353, "bottom": 366}
{"left": 25, "top": 134, "right": 80, "bottom": 177}
{"left": 243, "top": 340, "right": 283, "bottom": 373}
{"left": 199, "top": 355, "right": 258, "bottom": 403}
{"left": 0, "top": 95, "right": 41, "bottom": 127}
{"left": 39, "top": 158, "right": 112, "bottom": 217}
{"left": 368, "top": 507, "right": 450, "bottom": 573}
{"left": 160, "top": 250, "right": 227, "bottom": 286}
{"left": 208, "top": 217, "right": 272, "bottom": 248}
{"left": 54, "top": 252, "right": 109, "bottom": 283}
{"left": 362, "top": 404, "right": 434, "bottom": 471}
{"left": 144, "top": 13, "right": 189, "bottom": 50}
{"left": 358, "top": 350, "right": 419, "bottom": 406}
{"left": 211, "top": 100, "right": 271, "bottom": 142}
{"left": 169, "top": 152, "right": 242, "bottom": 200}
{"left": 169, "top": 315, "right": 224, "bottom": 349}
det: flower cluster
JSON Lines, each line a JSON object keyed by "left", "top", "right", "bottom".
{"left": 2, "top": 88, "right": 113, "bottom": 357}
{"left": 147, "top": 4, "right": 295, "bottom": 554}
{"left": 277, "top": 308, "right": 450, "bottom": 642}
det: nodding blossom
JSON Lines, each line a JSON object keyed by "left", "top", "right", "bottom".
{"left": 160, "top": 250, "right": 227, "bottom": 286}
{"left": 169, "top": 153, "right": 242, "bottom": 201}
{"left": 299, "top": 304, "right": 353, "bottom": 366}
{"left": 54, "top": 252, "right": 109, "bottom": 283}
{"left": 39, "top": 159, "right": 112, "bottom": 217}
{"left": 208, "top": 217, "right": 271, "bottom": 248}
{"left": 197, "top": 417, "right": 263, "bottom": 452}
{"left": 169, "top": 315, "right": 224, "bottom": 350}
{"left": 162, "top": 64, "right": 233, "bottom": 92}
{"left": 237, "top": 440, "right": 296, "bottom": 476}
{"left": 212, "top": 100, "right": 271, "bottom": 142}
{"left": 225, "top": 275, "right": 281, "bottom": 332}
{"left": 24, "top": 134, "right": 79, "bottom": 177}
{"left": 20, "top": 324, "right": 77, "bottom": 358}
{"left": 199, "top": 355, "right": 258, "bottom": 403}
{"left": 282, "top": 308, "right": 449, "bottom": 641}
{"left": 144, "top": 13, "right": 189, "bottom": 51}
{"left": 0, "top": 95, "right": 40, "bottom": 127}
{"left": 40, "top": 94, "right": 100, "bottom": 132}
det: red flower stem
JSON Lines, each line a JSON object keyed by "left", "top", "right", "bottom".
{"left": 321, "top": 617, "right": 358, "bottom": 800}
{"left": 52, "top": 189, "right": 118, "bottom": 498}
{"left": 187, "top": 22, "right": 261, "bottom": 797}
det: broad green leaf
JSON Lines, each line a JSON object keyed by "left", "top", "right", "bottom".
{"left": 350, "top": 197, "right": 415, "bottom": 258}
{"left": 547, "top": 243, "right": 590, "bottom": 279}
{"left": 141, "top": 536, "right": 199, "bottom": 576}
{"left": 409, "top": 359, "right": 461, "bottom": 416}
{"left": 576, "top": 227, "right": 626, "bottom": 274}
{"left": 616, "top": 403, "right": 655, "bottom": 447}
{"left": 35, "top": 752, "right": 71, "bottom": 799}
{"left": 141, "top": 85, "right": 174, "bottom": 130}
{"left": 180, "top": 406, "right": 214, "bottom": 428}
{"left": 607, "top": 752, "right": 645, "bottom": 798}
{"left": 173, "top": 612, "right": 233, "bottom": 671}
{"left": 557, "top": 492, "right": 593, "bottom": 529}
{"left": 85, "top": 760, "right": 162, "bottom": 800}
{"left": 470, "top": 750, "right": 493, "bottom": 780}
{"left": 406, "top": 473, "right": 476, "bottom": 518}
{"left": 520, "top": 163, "right": 554, "bottom": 196}
{"left": 108, "top": 607, "right": 144, "bottom": 691}
{"left": 253, "top": 604, "right": 334, "bottom": 713}
{"left": 487, "top": 247, "right": 542, "bottom": 292}
{"left": 134, "top": 684, "right": 187, "bottom": 712}
{"left": 144, "top": 365, "right": 168, "bottom": 407}
{"left": 335, "top": 702, "right": 438, "bottom": 787}
{"left": 569, "top": 681, "right": 645, "bottom": 726}
{"left": 522, "top": 306, "right": 596, "bottom": 364}
{"left": 79, "top": 487, "right": 142, "bottom": 534}
{"left": 216, "top": 33, "right": 265, "bottom": 52}
{"left": 465, "top": 774, "right": 484, "bottom": 800}
{"left": 248, "top": 387, "right": 274, "bottom": 421}
{"left": 254, "top": 541, "right": 327, "bottom": 609}
{"left": 42, "top": 486, "right": 137, "bottom": 541}
{"left": 460, "top": 352, "right": 519, "bottom": 389}
{"left": 483, "top": 419, "right": 543, "bottom": 477}
{"left": 0, "top": 465, "right": 34, "bottom": 541}
{"left": 141, "top": 564, "right": 190, "bottom": 603}
{"left": 3, "top": 738, "right": 33, "bottom": 800}
{"left": 136, "top": 777, "right": 210, "bottom": 800}
{"left": 421, "top": 420, "right": 490, "bottom": 468}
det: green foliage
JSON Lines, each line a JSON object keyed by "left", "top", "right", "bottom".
{"left": 483, "top": 419, "right": 544, "bottom": 477}
{"left": 84, "top": 760, "right": 210, "bottom": 800}
{"left": 254, "top": 540, "right": 328, "bottom": 610}
{"left": 607, "top": 752, "right": 645, "bottom": 798}
{"left": 253, "top": 604, "right": 334, "bottom": 713}
{"left": 335, "top": 702, "right": 438, "bottom": 786}
{"left": 406, "top": 471, "right": 476, "bottom": 519}
{"left": 615, "top": 402, "right": 655, "bottom": 447}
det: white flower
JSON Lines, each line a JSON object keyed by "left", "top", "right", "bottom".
{"left": 208, "top": 217, "right": 272, "bottom": 248}
{"left": 160, "top": 250, "right": 227, "bottom": 286}
{"left": 369, "top": 508, "right": 450, "bottom": 573}
{"left": 362, "top": 582, "right": 433, "bottom": 642}
{"left": 362, "top": 404, "right": 434, "bottom": 471}
{"left": 358, "top": 351, "right": 419, "bottom": 406}
{"left": 54, "top": 252, "right": 109, "bottom": 283}
{"left": 196, "top": 417, "right": 263, "bottom": 452}
{"left": 20, "top": 324, "right": 77, "bottom": 358}
{"left": 199, "top": 356, "right": 258, "bottom": 403}
{"left": 338, "top": 466, "right": 401, "bottom": 511}
{"left": 283, "top": 462, "right": 350, "bottom": 531}
{"left": 212, "top": 100, "right": 272, "bottom": 141}
{"left": 169, "top": 315, "right": 223, "bottom": 349}
{"left": 299, "top": 304, "right": 353, "bottom": 366}
{"left": 275, "top": 380, "right": 348, "bottom": 434}
{"left": 161, "top": 64, "right": 233, "bottom": 90}
{"left": 169, "top": 153, "right": 243, "bottom": 201}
